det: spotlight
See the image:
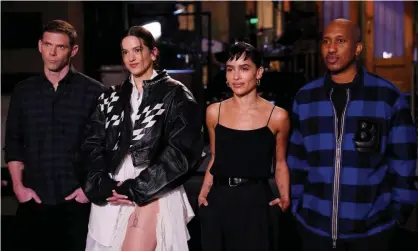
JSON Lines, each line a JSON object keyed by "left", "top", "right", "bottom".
{"left": 142, "top": 21, "right": 162, "bottom": 40}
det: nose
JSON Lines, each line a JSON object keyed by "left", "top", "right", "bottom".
{"left": 128, "top": 52, "right": 135, "bottom": 62}
{"left": 328, "top": 41, "right": 337, "bottom": 53}
{"left": 49, "top": 47, "right": 57, "bottom": 56}
{"left": 233, "top": 70, "right": 240, "bottom": 80}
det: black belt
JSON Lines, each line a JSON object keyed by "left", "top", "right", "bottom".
{"left": 213, "top": 176, "right": 267, "bottom": 187}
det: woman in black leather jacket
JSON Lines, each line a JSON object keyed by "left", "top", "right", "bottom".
{"left": 81, "top": 26, "right": 203, "bottom": 251}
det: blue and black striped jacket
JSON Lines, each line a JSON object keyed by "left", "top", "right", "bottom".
{"left": 287, "top": 68, "right": 417, "bottom": 241}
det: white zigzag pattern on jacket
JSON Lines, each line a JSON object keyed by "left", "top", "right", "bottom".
{"left": 131, "top": 103, "right": 165, "bottom": 145}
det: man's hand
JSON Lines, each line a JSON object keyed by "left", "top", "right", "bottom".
{"left": 269, "top": 197, "right": 290, "bottom": 211}
{"left": 65, "top": 188, "right": 90, "bottom": 203}
{"left": 13, "top": 185, "right": 42, "bottom": 204}
{"left": 106, "top": 181, "right": 134, "bottom": 206}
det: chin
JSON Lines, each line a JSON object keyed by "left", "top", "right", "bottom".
{"left": 327, "top": 65, "right": 343, "bottom": 73}
{"left": 232, "top": 88, "right": 253, "bottom": 97}
{"left": 47, "top": 65, "right": 63, "bottom": 72}
{"left": 327, "top": 60, "right": 356, "bottom": 74}
{"left": 129, "top": 68, "right": 146, "bottom": 77}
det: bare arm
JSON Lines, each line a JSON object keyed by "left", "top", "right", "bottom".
{"left": 8, "top": 161, "right": 24, "bottom": 188}
{"left": 270, "top": 108, "right": 291, "bottom": 211}
{"left": 198, "top": 103, "right": 219, "bottom": 206}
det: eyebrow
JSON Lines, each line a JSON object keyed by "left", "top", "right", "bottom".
{"left": 323, "top": 34, "right": 346, "bottom": 38}
{"left": 42, "top": 41, "right": 68, "bottom": 47}
{"left": 122, "top": 45, "right": 142, "bottom": 51}
{"left": 226, "top": 63, "right": 251, "bottom": 67}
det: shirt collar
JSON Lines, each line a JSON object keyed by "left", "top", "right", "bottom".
{"left": 130, "top": 70, "right": 158, "bottom": 86}
{"left": 42, "top": 65, "right": 75, "bottom": 86}
{"left": 324, "top": 63, "right": 364, "bottom": 91}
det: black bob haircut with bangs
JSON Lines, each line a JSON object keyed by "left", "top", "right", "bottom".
{"left": 227, "top": 42, "right": 263, "bottom": 68}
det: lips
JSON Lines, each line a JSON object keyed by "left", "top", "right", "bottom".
{"left": 231, "top": 83, "right": 244, "bottom": 88}
{"left": 129, "top": 63, "right": 138, "bottom": 68}
{"left": 326, "top": 55, "right": 339, "bottom": 65}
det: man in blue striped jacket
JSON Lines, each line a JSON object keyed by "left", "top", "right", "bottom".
{"left": 288, "top": 19, "right": 418, "bottom": 251}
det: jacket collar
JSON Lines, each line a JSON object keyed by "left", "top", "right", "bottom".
{"left": 129, "top": 70, "right": 159, "bottom": 87}
{"left": 143, "top": 70, "right": 169, "bottom": 88}
{"left": 118, "top": 69, "right": 170, "bottom": 95}
{"left": 323, "top": 63, "right": 365, "bottom": 97}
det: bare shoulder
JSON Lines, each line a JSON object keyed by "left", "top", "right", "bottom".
{"left": 270, "top": 106, "right": 290, "bottom": 132}
{"left": 206, "top": 102, "right": 221, "bottom": 127}
{"left": 259, "top": 98, "right": 288, "bottom": 122}
{"left": 272, "top": 106, "right": 289, "bottom": 122}
{"left": 206, "top": 102, "right": 220, "bottom": 117}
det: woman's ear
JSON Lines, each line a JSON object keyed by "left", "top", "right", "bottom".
{"left": 256, "top": 66, "right": 264, "bottom": 81}
{"left": 151, "top": 47, "right": 159, "bottom": 62}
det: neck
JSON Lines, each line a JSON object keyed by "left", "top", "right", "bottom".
{"left": 133, "top": 67, "right": 154, "bottom": 92}
{"left": 331, "top": 63, "right": 357, "bottom": 84}
{"left": 231, "top": 89, "right": 259, "bottom": 110}
{"left": 44, "top": 64, "right": 70, "bottom": 89}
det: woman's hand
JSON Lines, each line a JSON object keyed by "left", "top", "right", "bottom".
{"left": 106, "top": 182, "right": 135, "bottom": 206}
{"left": 269, "top": 197, "right": 290, "bottom": 211}
{"left": 198, "top": 192, "right": 209, "bottom": 207}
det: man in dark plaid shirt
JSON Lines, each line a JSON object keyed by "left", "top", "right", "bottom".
{"left": 287, "top": 19, "right": 418, "bottom": 251}
{"left": 3, "top": 20, "right": 104, "bottom": 251}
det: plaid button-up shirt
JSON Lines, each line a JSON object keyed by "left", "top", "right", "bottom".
{"left": 4, "top": 68, "right": 104, "bottom": 205}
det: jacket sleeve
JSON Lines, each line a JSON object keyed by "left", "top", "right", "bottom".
{"left": 115, "top": 86, "right": 204, "bottom": 206}
{"left": 81, "top": 91, "right": 118, "bottom": 205}
{"left": 3, "top": 83, "right": 25, "bottom": 163}
{"left": 287, "top": 99, "right": 309, "bottom": 214}
{"left": 387, "top": 95, "right": 418, "bottom": 225}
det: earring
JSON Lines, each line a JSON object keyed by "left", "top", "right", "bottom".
{"left": 226, "top": 81, "right": 230, "bottom": 88}
{"left": 257, "top": 79, "right": 261, "bottom": 86}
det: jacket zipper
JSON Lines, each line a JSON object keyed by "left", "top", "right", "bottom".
{"left": 330, "top": 89, "right": 350, "bottom": 248}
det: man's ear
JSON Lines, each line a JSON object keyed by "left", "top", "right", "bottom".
{"left": 71, "top": 44, "right": 79, "bottom": 58}
{"left": 38, "top": 40, "right": 43, "bottom": 54}
{"left": 355, "top": 42, "right": 363, "bottom": 57}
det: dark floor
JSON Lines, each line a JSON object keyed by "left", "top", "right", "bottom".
{"left": 2, "top": 204, "right": 417, "bottom": 251}
{"left": 2, "top": 174, "right": 418, "bottom": 251}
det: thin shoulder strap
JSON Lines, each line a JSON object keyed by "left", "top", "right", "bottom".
{"left": 217, "top": 102, "right": 222, "bottom": 124}
{"left": 266, "top": 105, "right": 275, "bottom": 126}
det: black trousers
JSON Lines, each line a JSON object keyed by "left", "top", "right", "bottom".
{"left": 298, "top": 222, "right": 395, "bottom": 251}
{"left": 14, "top": 199, "right": 91, "bottom": 251}
{"left": 199, "top": 183, "right": 275, "bottom": 251}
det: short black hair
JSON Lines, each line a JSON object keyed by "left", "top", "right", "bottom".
{"left": 227, "top": 42, "right": 263, "bottom": 68}
{"left": 41, "top": 20, "right": 77, "bottom": 47}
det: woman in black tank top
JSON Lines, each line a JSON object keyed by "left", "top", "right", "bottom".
{"left": 198, "top": 42, "right": 291, "bottom": 251}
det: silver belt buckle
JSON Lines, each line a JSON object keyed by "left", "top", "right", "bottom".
{"left": 228, "top": 177, "right": 238, "bottom": 187}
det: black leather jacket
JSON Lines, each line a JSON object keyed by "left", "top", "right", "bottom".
{"left": 81, "top": 70, "right": 204, "bottom": 206}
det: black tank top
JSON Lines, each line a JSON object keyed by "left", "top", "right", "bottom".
{"left": 210, "top": 102, "right": 276, "bottom": 179}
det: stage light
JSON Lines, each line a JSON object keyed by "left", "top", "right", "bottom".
{"left": 250, "top": 18, "right": 259, "bottom": 24}
{"left": 142, "top": 21, "right": 162, "bottom": 40}
{"left": 383, "top": 51, "right": 393, "bottom": 59}
{"left": 174, "top": 3, "right": 186, "bottom": 15}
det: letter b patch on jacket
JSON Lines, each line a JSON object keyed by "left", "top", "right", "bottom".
{"left": 354, "top": 119, "right": 381, "bottom": 153}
